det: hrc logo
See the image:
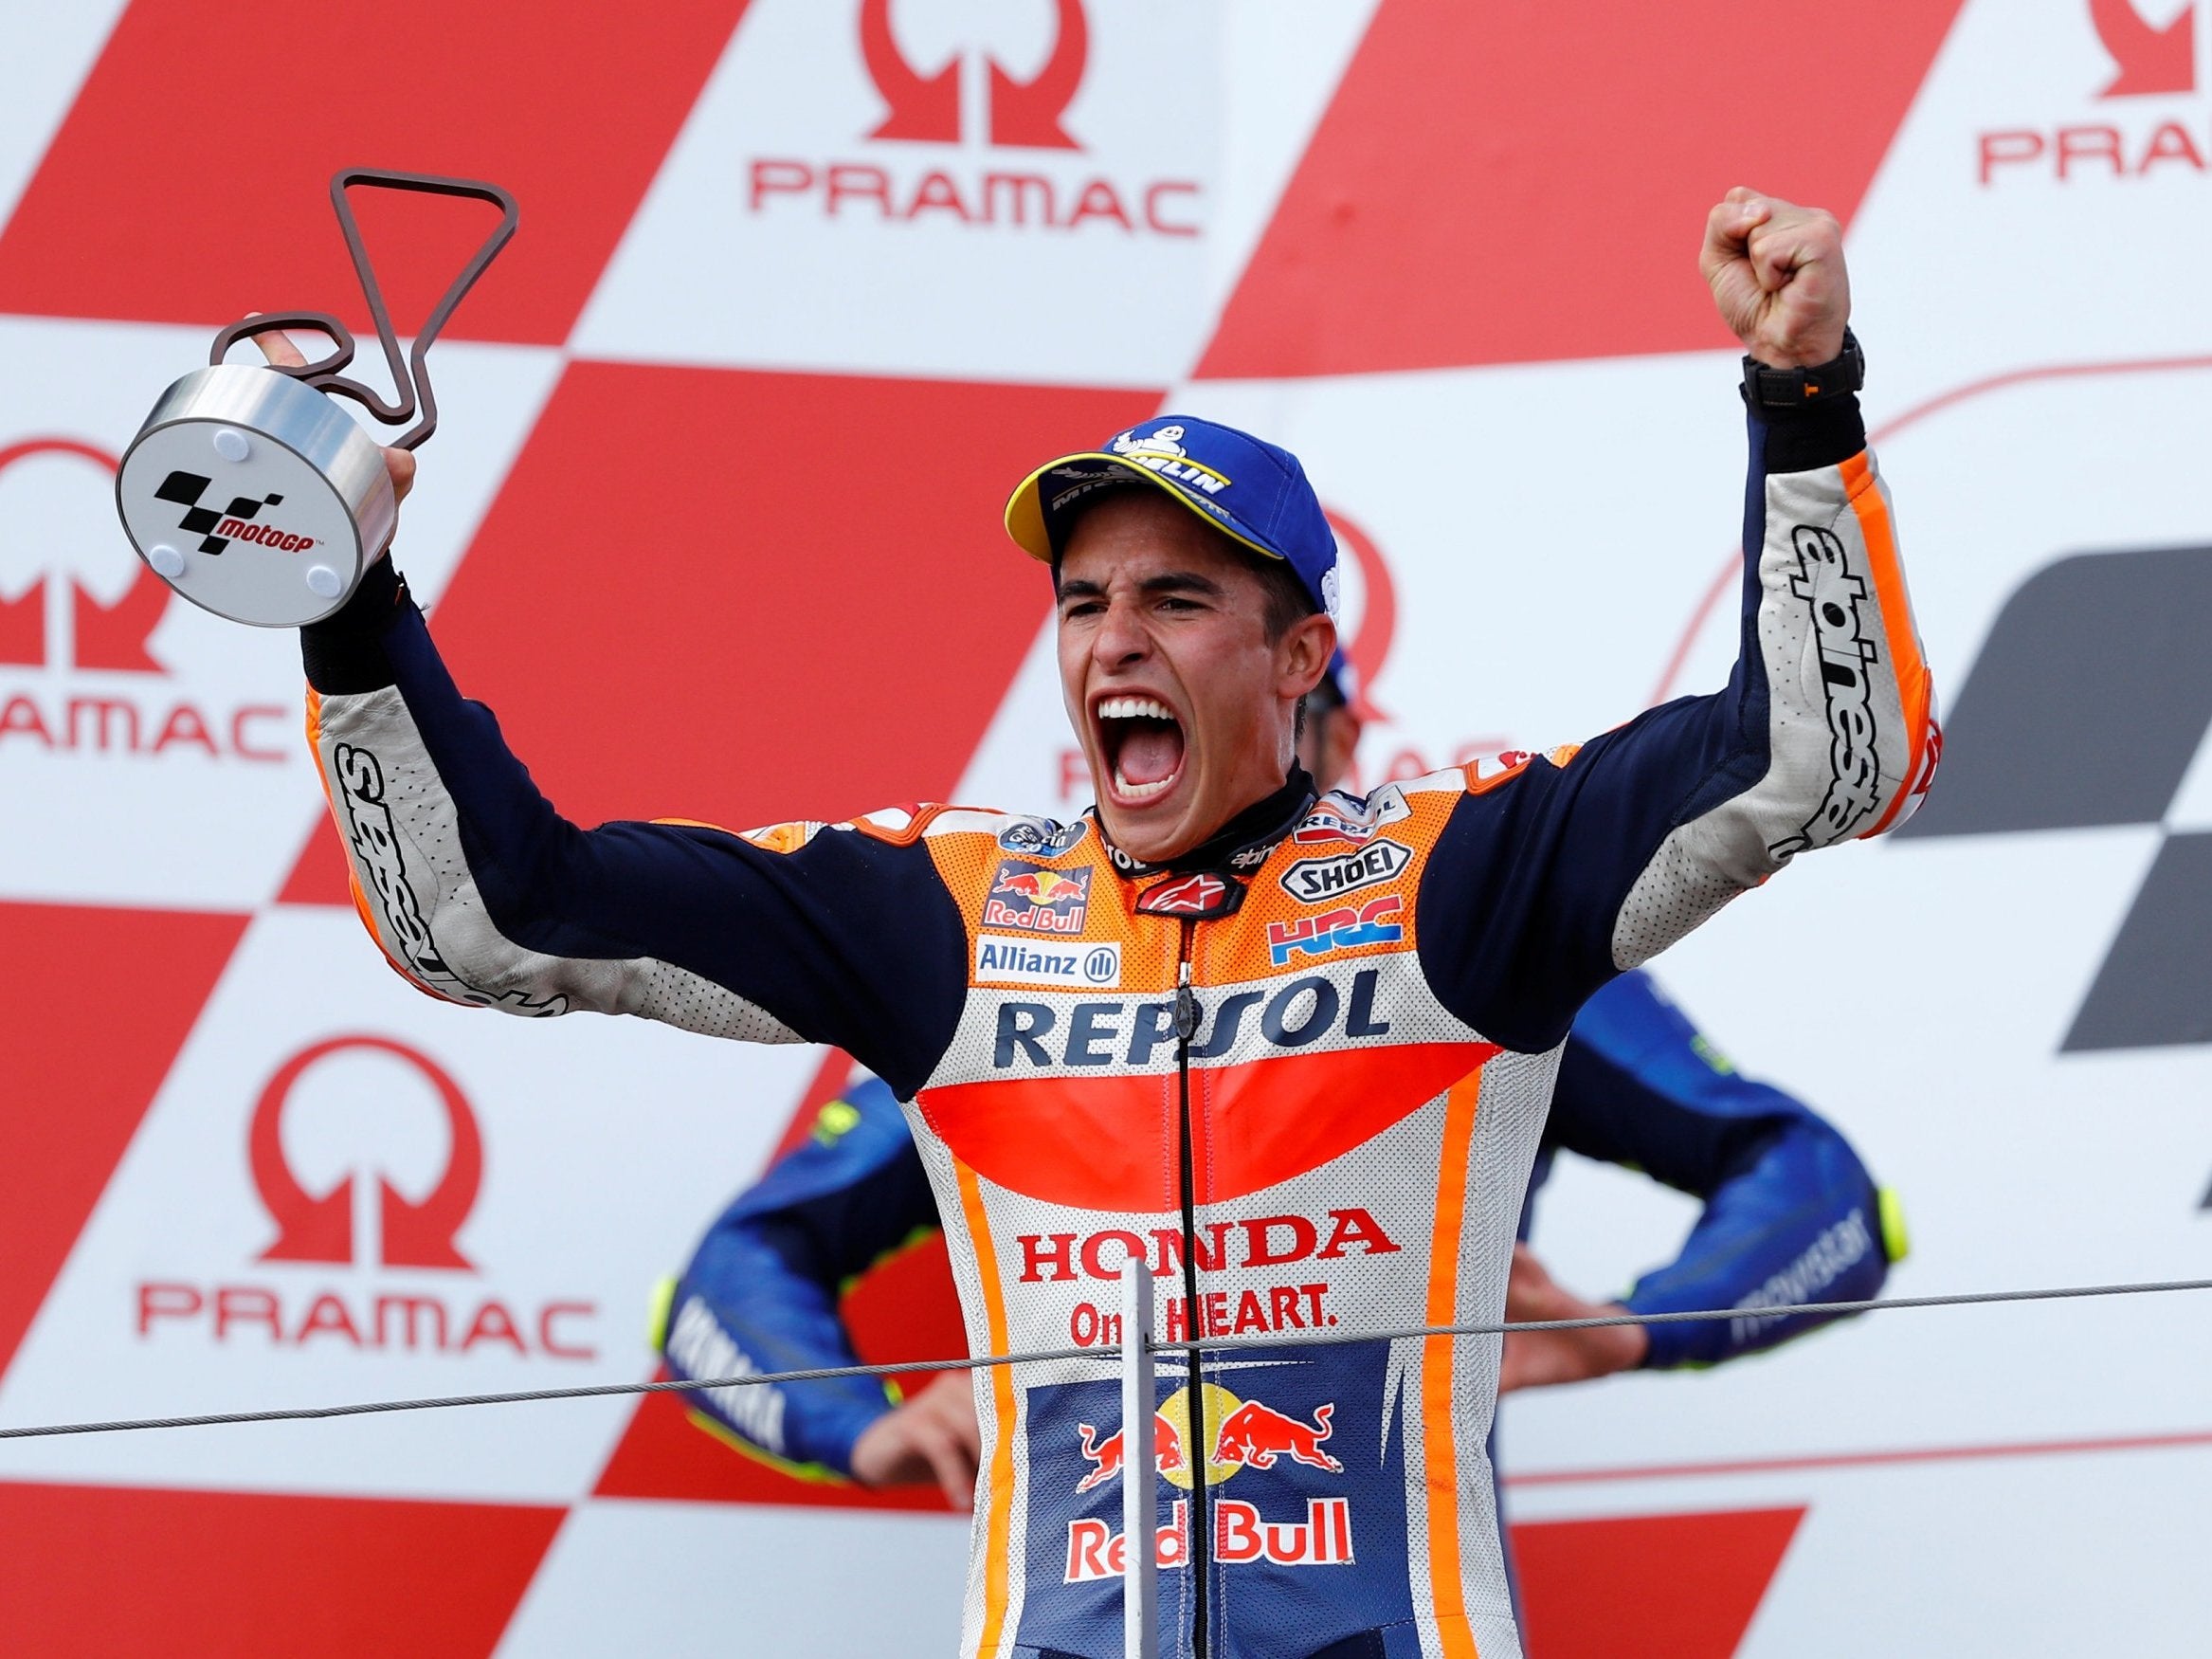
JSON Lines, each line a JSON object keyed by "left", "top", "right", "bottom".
{"left": 1266, "top": 894, "right": 1405, "bottom": 966}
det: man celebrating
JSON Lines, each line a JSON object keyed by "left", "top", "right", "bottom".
{"left": 654, "top": 663, "right": 1905, "bottom": 1523}
{"left": 293, "top": 191, "right": 1935, "bottom": 1658}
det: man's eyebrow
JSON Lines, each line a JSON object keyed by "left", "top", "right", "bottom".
{"left": 1141, "top": 570, "right": 1226, "bottom": 596}
{"left": 1054, "top": 570, "right": 1227, "bottom": 604}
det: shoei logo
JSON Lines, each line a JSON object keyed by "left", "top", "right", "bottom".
{"left": 1280, "top": 841, "right": 1412, "bottom": 904}
{"left": 0, "top": 437, "right": 288, "bottom": 760}
{"left": 134, "top": 1036, "right": 597, "bottom": 1361}
{"left": 1977, "top": 3, "right": 2206, "bottom": 185}
{"left": 748, "top": 0, "right": 1202, "bottom": 236}
{"left": 1896, "top": 542, "right": 2212, "bottom": 1056}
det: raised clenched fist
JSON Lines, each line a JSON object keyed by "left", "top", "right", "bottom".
{"left": 1700, "top": 187, "right": 1850, "bottom": 370}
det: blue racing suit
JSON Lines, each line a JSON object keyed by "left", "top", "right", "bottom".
{"left": 661, "top": 969, "right": 1903, "bottom": 1482}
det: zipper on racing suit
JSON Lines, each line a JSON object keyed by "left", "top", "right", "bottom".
{"left": 1172, "top": 922, "right": 1209, "bottom": 1658}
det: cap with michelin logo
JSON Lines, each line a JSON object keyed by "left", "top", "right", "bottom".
{"left": 1004, "top": 414, "right": 1340, "bottom": 619}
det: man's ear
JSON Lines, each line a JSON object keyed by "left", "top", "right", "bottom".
{"left": 1280, "top": 611, "right": 1338, "bottom": 698}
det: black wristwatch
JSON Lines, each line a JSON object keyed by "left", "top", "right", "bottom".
{"left": 1742, "top": 328, "right": 1864, "bottom": 408}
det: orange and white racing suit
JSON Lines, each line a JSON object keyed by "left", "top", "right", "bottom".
{"left": 300, "top": 390, "right": 1935, "bottom": 1659}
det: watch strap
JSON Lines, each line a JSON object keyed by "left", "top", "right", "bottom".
{"left": 1742, "top": 329, "right": 1864, "bottom": 409}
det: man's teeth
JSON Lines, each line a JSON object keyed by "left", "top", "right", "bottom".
{"left": 1114, "top": 771, "right": 1174, "bottom": 800}
{"left": 1097, "top": 696, "right": 1176, "bottom": 723}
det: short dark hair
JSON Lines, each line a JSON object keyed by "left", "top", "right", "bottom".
{"left": 1242, "top": 546, "right": 1320, "bottom": 644}
{"left": 1233, "top": 550, "right": 1323, "bottom": 742}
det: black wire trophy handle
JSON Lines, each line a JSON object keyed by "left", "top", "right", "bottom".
{"left": 206, "top": 171, "right": 518, "bottom": 451}
{"left": 115, "top": 169, "right": 518, "bottom": 627}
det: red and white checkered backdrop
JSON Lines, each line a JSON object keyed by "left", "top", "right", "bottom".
{"left": 3, "top": 2, "right": 2209, "bottom": 1652}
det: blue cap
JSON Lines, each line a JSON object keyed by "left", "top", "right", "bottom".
{"left": 1005, "top": 414, "right": 1340, "bottom": 621}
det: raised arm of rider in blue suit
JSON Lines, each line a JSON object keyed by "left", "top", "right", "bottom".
{"left": 656, "top": 1076, "right": 937, "bottom": 1479}
{"left": 1538, "top": 970, "right": 1903, "bottom": 1370}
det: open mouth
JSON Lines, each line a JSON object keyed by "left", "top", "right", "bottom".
{"left": 1096, "top": 694, "right": 1187, "bottom": 804}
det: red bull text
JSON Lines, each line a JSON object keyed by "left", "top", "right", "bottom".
{"left": 983, "top": 860, "right": 1093, "bottom": 935}
{"left": 1065, "top": 1498, "right": 1354, "bottom": 1581}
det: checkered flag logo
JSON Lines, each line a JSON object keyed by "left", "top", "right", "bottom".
{"left": 1898, "top": 542, "right": 2212, "bottom": 1051}
{"left": 154, "top": 469, "right": 286, "bottom": 556}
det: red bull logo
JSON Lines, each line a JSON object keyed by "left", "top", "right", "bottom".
{"left": 996, "top": 868, "right": 1088, "bottom": 905}
{"left": 983, "top": 859, "right": 1092, "bottom": 935}
{"left": 1064, "top": 1497, "right": 1354, "bottom": 1582}
{"left": 1074, "top": 1412, "right": 1184, "bottom": 1492}
{"left": 1212, "top": 1399, "right": 1341, "bottom": 1473}
{"left": 1075, "top": 1384, "right": 1343, "bottom": 1491}
{"left": 1061, "top": 1386, "right": 1355, "bottom": 1579}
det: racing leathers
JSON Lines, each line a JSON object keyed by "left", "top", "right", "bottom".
{"left": 301, "top": 388, "right": 1936, "bottom": 1659}
{"left": 659, "top": 969, "right": 1903, "bottom": 1487}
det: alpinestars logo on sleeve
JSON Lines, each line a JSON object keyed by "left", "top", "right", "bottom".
{"left": 1898, "top": 542, "right": 2212, "bottom": 1052}
{"left": 154, "top": 470, "right": 316, "bottom": 555}
{"left": 1769, "top": 524, "right": 1884, "bottom": 861}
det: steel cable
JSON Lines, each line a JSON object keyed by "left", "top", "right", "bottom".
{"left": 2, "top": 1274, "right": 2206, "bottom": 1443}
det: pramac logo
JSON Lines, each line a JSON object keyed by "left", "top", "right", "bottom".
{"left": 0, "top": 436, "right": 287, "bottom": 760}
{"left": 134, "top": 1036, "right": 597, "bottom": 1360}
{"left": 2092, "top": 0, "right": 2195, "bottom": 97}
{"left": 0, "top": 440, "right": 169, "bottom": 674}
{"left": 1979, "top": 2, "right": 2207, "bottom": 185}
{"left": 861, "top": 0, "right": 1085, "bottom": 148}
{"left": 748, "top": 0, "right": 1201, "bottom": 237}
{"left": 250, "top": 1036, "right": 480, "bottom": 1269}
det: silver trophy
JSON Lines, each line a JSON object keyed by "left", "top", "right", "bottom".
{"left": 116, "top": 169, "right": 517, "bottom": 627}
